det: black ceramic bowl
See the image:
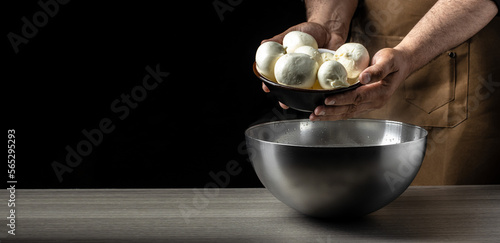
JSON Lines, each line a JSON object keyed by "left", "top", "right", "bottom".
{"left": 253, "top": 51, "right": 362, "bottom": 112}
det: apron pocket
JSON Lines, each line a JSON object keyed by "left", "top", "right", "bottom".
{"left": 404, "top": 52, "right": 456, "bottom": 113}
{"left": 403, "top": 41, "right": 469, "bottom": 127}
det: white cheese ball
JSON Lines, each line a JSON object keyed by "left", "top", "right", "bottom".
{"left": 334, "top": 43, "right": 370, "bottom": 79}
{"left": 317, "top": 60, "right": 349, "bottom": 89}
{"left": 321, "top": 52, "right": 335, "bottom": 64}
{"left": 294, "top": 46, "right": 322, "bottom": 65}
{"left": 282, "top": 31, "right": 318, "bottom": 53}
{"left": 274, "top": 53, "right": 318, "bottom": 89}
{"left": 255, "top": 41, "right": 286, "bottom": 81}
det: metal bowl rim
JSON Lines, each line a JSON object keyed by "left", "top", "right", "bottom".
{"left": 245, "top": 118, "right": 428, "bottom": 148}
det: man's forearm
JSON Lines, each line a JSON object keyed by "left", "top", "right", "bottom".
{"left": 305, "top": 0, "right": 358, "bottom": 44}
{"left": 395, "top": 0, "right": 498, "bottom": 74}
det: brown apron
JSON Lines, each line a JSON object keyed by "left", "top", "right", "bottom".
{"left": 350, "top": 0, "right": 500, "bottom": 185}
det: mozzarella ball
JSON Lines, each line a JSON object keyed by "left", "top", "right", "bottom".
{"left": 317, "top": 60, "right": 349, "bottom": 89}
{"left": 334, "top": 43, "right": 370, "bottom": 79}
{"left": 321, "top": 52, "right": 335, "bottom": 65}
{"left": 294, "top": 45, "right": 322, "bottom": 65}
{"left": 255, "top": 41, "right": 286, "bottom": 81}
{"left": 274, "top": 53, "right": 318, "bottom": 88}
{"left": 282, "top": 31, "right": 318, "bottom": 53}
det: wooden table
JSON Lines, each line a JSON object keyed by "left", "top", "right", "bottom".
{"left": 1, "top": 186, "right": 499, "bottom": 242}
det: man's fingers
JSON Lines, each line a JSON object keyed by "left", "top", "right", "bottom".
{"left": 359, "top": 63, "right": 392, "bottom": 85}
{"left": 323, "top": 48, "right": 400, "bottom": 106}
{"left": 309, "top": 48, "right": 409, "bottom": 122}
{"left": 324, "top": 84, "right": 379, "bottom": 106}
{"left": 261, "top": 24, "right": 300, "bottom": 45}
{"left": 260, "top": 22, "right": 332, "bottom": 47}
{"left": 279, "top": 102, "right": 289, "bottom": 109}
{"left": 262, "top": 82, "right": 270, "bottom": 93}
{"left": 311, "top": 103, "right": 375, "bottom": 120}
{"left": 261, "top": 34, "right": 285, "bottom": 45}
{"left": 359, "top": 48, "right": 397, "bottom": 84}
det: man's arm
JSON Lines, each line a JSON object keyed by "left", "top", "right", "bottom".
{"left": 262, "top": 0, "right": 358, "bottom": 50}
{"left": 394, "top": 0, "right": 498, "bottom": 75}
{"left": 312, "top": 0, "right": 498, "bottom": 121}
{"left": 305, "top": 0, "right": 358, "bottom": 50}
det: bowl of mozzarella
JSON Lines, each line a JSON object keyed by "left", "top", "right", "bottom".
{"left": 254, "top": 31, "right": 369, "bottom": 112}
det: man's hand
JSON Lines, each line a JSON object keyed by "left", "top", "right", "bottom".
{"left": 309, "top": 47, "right": 412, "bottom": 121}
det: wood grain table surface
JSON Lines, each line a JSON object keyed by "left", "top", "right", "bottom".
{"left": 0, "top": 186, "right": 499, "bottom": 242}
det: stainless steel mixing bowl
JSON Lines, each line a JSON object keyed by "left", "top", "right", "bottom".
{"left": 245, "top": 119, "right": 428, "bottom": 218}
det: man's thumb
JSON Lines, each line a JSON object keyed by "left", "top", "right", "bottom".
{"left": 358, "top": 50, "right": 395, "bottom": 84}
{"left": 358, "top": 71, "right": 372, "bottom": 84}
{"left": 359, "top": 65, "right": 388, "bottom": 84}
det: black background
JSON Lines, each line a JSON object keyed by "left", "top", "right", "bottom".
{"left": 4, "top": 0, "right": 312, "bottom": 188}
